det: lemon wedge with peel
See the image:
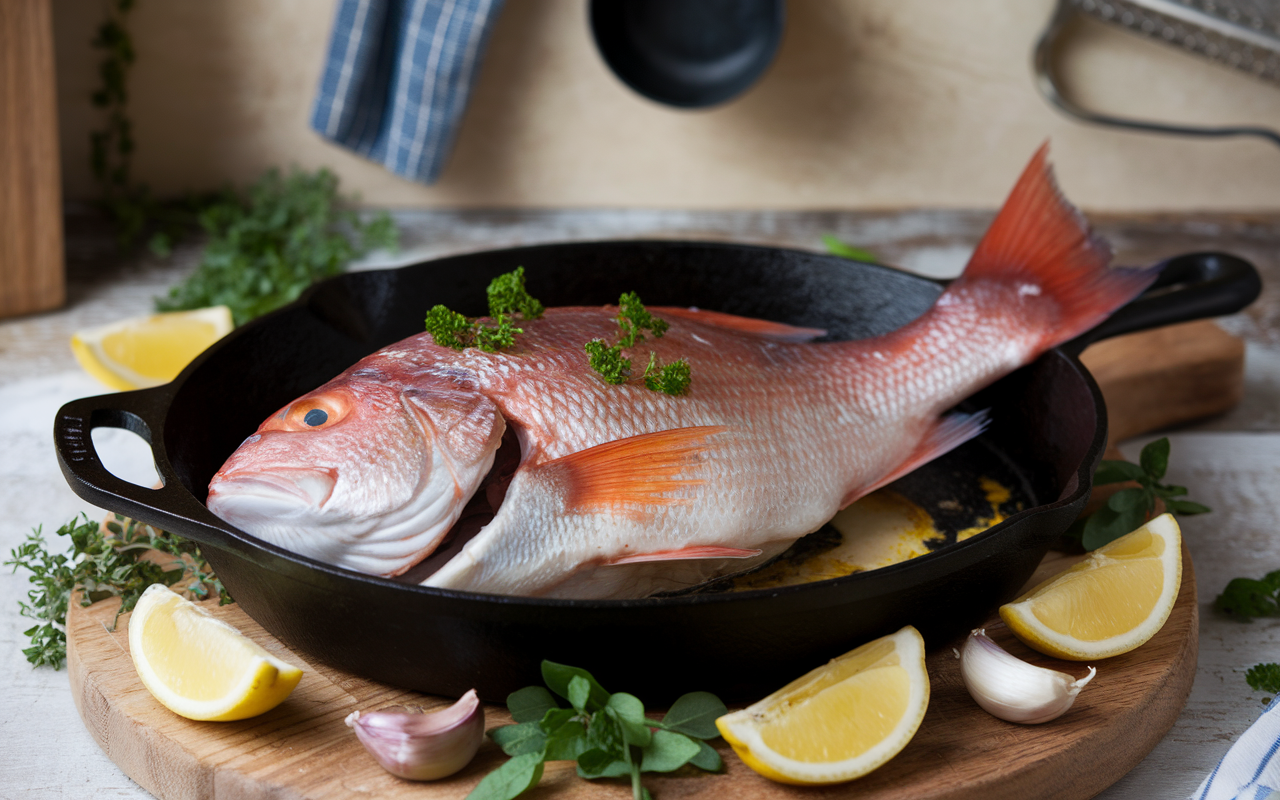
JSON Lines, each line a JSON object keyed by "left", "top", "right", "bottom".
{"left": 1000, "top": 513, "right": 1182, "bottom": 660}
{"left": 716, "top": 625, "right": 929, "bottom": 785}
{"left": 128, "top": 584, "right": 302, "bottom": 721}
{"left": 71, "top": 306, "right": 233, "bottom": 391}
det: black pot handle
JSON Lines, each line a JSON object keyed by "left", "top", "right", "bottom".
{"left": 1060, "top": 251, "right": 1262, "bottom": 356}
{"left": 54, "top": 387, "right": 242, "bottom": 553}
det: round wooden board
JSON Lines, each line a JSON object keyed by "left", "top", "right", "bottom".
{"left": 66, "top": 543, "right": 1198, "bottom": 800}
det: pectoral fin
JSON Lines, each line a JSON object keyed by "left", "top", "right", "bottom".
{"left": 541, "top": 426, "right": 729, "bottom": 520}
{"left": 841, "top": 410, "right": 991, "bottom": 507}
{"left": 605, "top": 545, "right": 763, "bottom": 566}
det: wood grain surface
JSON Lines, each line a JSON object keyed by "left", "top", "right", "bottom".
{"left": 64, "top": 541, "right": 1198, "bottom": 800}
{"left": 0, "top": 0, "right": 64, "bottom": 319}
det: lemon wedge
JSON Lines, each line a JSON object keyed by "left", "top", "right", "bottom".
{"left": 71, "top": 306, "right": 233, "bottom": 391}
{"left": 715, "top": 626, "right": 929, "bottom": 785}
{"left": 999, "top": 513, "right": 1182, "bottom": 660}
{"left": 128, "top": 584, "right": 302, "bottom": 721}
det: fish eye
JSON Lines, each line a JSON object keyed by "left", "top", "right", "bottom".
{"left": 304, "top": 409, "right": 329, "bottom": 427}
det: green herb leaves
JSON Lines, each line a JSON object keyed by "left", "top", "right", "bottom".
{"left": 822, "top": 234, "right": 879, "bottom": 264}
{"left": 585, "top": 293, "right": 691, "bottom": 396}
{"left": 156, "top": 169, "right": 397, "bottom": 325}
{"left": 5, "top": 514, "right": 231, "bottom": 669}
{"left": 470, "top": 661, "right": 727, "bottom": 800}
{"left": 425, "top": 267, "right": 543, "bottom": 353}
{"left": 1069, "top": 438, "right": 1210, "bottom": 550}
{"left": 1247, "top": 663, "right": 1280, "bottom": 696}
{"left": 1215, "top": 570, "right": 1280, "bottom": 621}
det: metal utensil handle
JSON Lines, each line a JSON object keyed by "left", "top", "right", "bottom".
{"left": 1061, "top": 250, "right": 1262, "bottom": 355}
{"left": 1034, "top": 0, "right": 1280, "bottom": 148}
{"left": 54, "top": 387, "right": 240, "bottom": 551}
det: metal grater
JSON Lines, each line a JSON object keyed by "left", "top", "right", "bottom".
{"left": 1034, "top": 0, "right": 1280, "bottom": 146}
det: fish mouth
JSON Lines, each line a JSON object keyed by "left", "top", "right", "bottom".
{"left": 208, "top": 468, "right": 337, "bottom": 523}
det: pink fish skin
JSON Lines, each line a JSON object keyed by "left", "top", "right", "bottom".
{"left": 207, "top": 146, "right": 1158, "bottom": 599}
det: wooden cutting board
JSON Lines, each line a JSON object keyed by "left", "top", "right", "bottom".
{"left": 64, "top": 319, "right": 1237, "bottom": 800}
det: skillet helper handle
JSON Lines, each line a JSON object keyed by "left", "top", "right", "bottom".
{"left": 54, "top": 388, "right": 235, "bottom": 549}
{"left": 1061, "top": 251, "right": 1262, "bottom": 357}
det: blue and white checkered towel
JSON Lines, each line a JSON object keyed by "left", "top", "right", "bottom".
{"left": 311, "top": 0, "right": 506, "bottom": 184}
{"left": 1194, "top": 698, "right": 1280, "bottom": 800}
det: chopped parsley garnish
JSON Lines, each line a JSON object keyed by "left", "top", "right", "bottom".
{"left": 424, "top": 267, "right": 543, "bottom": 353}
{"left": 585, "top": 339, "right": 630, "bottom": 385}
{"left": 616, "top": 291, "right": 669, "bottom": 347}
{"left": 642, "top": 352, "right": 691, "bottom": 396}
{"left": 585, "top": 293, "right": 691, "bottom": 396}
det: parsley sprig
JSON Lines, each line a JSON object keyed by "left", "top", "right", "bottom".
{"left": 1247, "top": 664, "right": 1280, "bottom": 697}
{"left": 424, "top": 267, "right": 544, "bottom": 352}
{"left": 6, "top": 513, "right": 231, "bottom": 669}
{"left": 585, "top": 293, "right": 691, "bottom": 396}
{"left": 470, "top": 661, "right": 726, "bottom": 800}
{"left": 1067, "top": 438, "right": 1210, "bottom": 550}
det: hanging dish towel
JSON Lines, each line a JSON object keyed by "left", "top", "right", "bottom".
{"left": 1193, "top": 697, "right": 1280, "bottom": 800}
{"left": 311, "top": 0, "right": 506, "bottom": 184}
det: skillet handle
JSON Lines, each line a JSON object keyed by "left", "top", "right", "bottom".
{"left": 1060, "top": 251, "right": 1262, "bottom": 357}
{"left": 54, "top": 387, "right": 239, "bottom": 552}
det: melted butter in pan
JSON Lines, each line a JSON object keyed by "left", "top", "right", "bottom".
{"left": 720, "top": 476, "right": 1020, "bottom": 592}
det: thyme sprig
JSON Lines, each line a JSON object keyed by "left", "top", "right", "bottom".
{"left": 6, "top": 513, "right": 231, "bottom": 669}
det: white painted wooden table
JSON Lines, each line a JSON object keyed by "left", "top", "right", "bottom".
{"left": 3, "top": 209, "right": 1279, "bottom": 799}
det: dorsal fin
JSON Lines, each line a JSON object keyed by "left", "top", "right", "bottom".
{"left": 651, "top": 307, "right": 827, "bottom": 342}
{"left": 539, "top": 426, "right": 729, "bottom": 520}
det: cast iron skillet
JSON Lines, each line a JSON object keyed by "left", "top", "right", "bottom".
{"left": 55, "top": 242, "right": 1259, "bottom": 702}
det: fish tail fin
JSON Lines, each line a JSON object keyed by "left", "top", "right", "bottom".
{"left": 951, "top": 142, "right": 1159, "bottom": 350}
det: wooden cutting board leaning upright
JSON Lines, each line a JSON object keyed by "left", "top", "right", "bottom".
{"left": 65, "top": 320, "right": 1240, "bottom": 800}
{"left": 0, "top": 0, "right": 64, "bottom": 319}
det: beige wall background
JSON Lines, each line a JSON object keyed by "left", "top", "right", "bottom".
{"left": 52, "top": 0, "right": 1280, "bottom": 211}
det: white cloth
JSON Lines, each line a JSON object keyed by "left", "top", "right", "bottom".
{"left": 1193, "top": 698, "right": 1280, "bottom": 800}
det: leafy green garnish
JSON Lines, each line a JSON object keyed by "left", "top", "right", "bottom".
{"left": 5, "top": 514, "right": 231, "bottom": 669}
{"left": 1065, "top": 438, "right": 1210, "bottom": 550}
{"left": 1215, "top": 570, "right": 1280, "bottom": 621}
{"left": 822, "top": 234, "right": 879, "bottom": 263}
{"left": 155, "top": 169, "right": 396, "bottom": 325}
{"left": 470, "top": 660, "right": 727, "bottom": 800}
{"left": 1247, "top": 663, "right": 1280, "bottom": 696}
{"left": 585, "top": 339, "right": 630, "bottom": 385}
{"left": 616, "top": 291, "right": 669, "bottom": 347}
{"left": 424, "top": 267, "right": 543, "bottom": 352}
{"left": 642, "top": 353, "right": 691, "bottom": 396}
{"left": 585, "top": 293, "right": 690, "bottom": 396}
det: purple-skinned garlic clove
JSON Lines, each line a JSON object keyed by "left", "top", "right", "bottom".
{"left": 345, "top": 689, "right": 484, "bottom": 780}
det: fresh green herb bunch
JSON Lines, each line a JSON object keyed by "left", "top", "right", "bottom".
{"left": 5, "top": 513, "right": 231, "bottom": 669}
{"left": 642, "top": 352, "right": 691, "bottom": 396}
{"left": 469, "top": 661, "right": 726, "bottom": 800}
{"left": 1066, "top": 438, "right": 1210, "bottom": 551}
{"left": 616, "top": 292, "right": 669, "bottom": 347}
{"left": 156, "top": 168, "right": 396, "bottom": 325}
{"left": 1247, "top": 663, "right": 1280, "bottom": 697}
{"left": 584, "top": 339, "right": 630, "bottom": 385}
{"left": 425, "top": 267, "right": 543, "bottom": 352}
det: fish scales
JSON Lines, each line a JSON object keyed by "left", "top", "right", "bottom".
{"left": 207, "top": 146, "right": 1159, "bottom": 599}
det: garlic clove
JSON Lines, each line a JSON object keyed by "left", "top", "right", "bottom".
{"left": 345, "top": 689, "right": 485, "bottom": 780}
{"left": 960, "top": 628, "right": 1095, "bottom": 725}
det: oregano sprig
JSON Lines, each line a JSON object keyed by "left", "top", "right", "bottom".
{"left": 1067, "top": 437, "right": 1210, "bottom": 551}
{"left": 469, "top": 661, "right": 727, "bottom": 800}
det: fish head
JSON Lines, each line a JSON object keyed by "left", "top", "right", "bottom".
{"left": 207, "top": 371, "right": 505, "bottom": 577}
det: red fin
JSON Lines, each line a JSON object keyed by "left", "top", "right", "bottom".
{"left": 605, "top": 545, "right": 763, "bottom": 566}
{"left": 545, "top": 426, "right": 728, "bottom": 519}
{"left": 956, "top": 143, "right": 1159, "bottom": 348}
{"left": 651, "top": 307, "right": 827, "bottom": 342}
{"left": 841, "top": 410, "right": 990, "bottom": 507}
